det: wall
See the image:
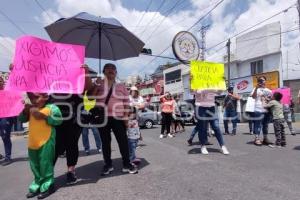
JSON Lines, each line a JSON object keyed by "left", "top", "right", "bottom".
{"left": 163, "top": 63, "right": 189, "bottom": 96}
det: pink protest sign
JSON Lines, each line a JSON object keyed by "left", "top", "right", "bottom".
{"left": 6, "top": 36, "right": 85, "bottom": 94}
{"left": 272, "top": 88, "right": 291, "bottom": 105}
{"left": 0, "top": 90, "right": 24, "bottom": 118}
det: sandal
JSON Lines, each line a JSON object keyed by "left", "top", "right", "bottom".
{"left": 254, "top": 138, "right": 262, "bottom": 146}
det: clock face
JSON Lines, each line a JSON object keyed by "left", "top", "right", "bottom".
{"left": 172, "top": 31, "right": 200, "bottom": 63}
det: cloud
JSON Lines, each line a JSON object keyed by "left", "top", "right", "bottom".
{"left": 0, "top": 36, "right": 15, "bottom": 72}
{"left": 33, "top": 0, "right": 299, "bottom": 79}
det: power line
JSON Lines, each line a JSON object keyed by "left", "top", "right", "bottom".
{"left": 133, "top": 0, "right": 153, "bottom": 33}
{"left": 138, "top": 0, "right": 167, "bottom": 37}
{"left": 0, "top": 9, "right": 27, "bottom": 34}
{"left": 238, "top": 28, "right": 298, "bottom": 43}
{"left": 143, "top": 0, "right": 183, "bottom": 41}
{"left": 206, "top": 4, "right": 296, "bottom": 52}
{"left": 139, "top": 0, "right": 225, "bottom": 73}
{"left": 34, "top": 0, "right": 54, "bottom": 21}
{"left": 150, "top": 1, "right": 219, "bottom": 42}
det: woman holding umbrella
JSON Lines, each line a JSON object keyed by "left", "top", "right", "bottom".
{"left": 86, "top": 63, "right": 137, "bottom": 175}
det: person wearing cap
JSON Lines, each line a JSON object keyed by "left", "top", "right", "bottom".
{"left": 129, "top": 86, "right": 145, "bottom": 110}
{"left": 223, "top": 87, "right": 240, "bottom": 135}
{"left": 86, "top": 63, "right": 138, "bottom": 175}
{"left": 251, "top": 76, "right": 273, "bottom": 146}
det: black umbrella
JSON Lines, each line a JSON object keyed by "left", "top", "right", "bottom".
{"left": 45, "top": 12, "right": 145, "bottom": 72}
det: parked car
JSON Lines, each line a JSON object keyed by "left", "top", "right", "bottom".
{"left": 138, "top": 108, "right": 161, "bottom": 129}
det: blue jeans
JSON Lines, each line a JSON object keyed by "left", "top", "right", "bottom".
{"left": 223, "top": 109, "right": 238, "bottom": 134}
{"left": 12, "top": 117, "right": 24, "bottom": 132}
{"left": 82, "top": 127, "right": 102, "bottom": 151}
{"left": 0, "top": 118, "right": 13, "bottom": 160}
{"left": 252, "top": 112, "right": 270, "bottom": 137}
{"left": 128, "top": 138, "right": 138, "bottom": 162}
{"left": 189, "top": 127, "right": 198, "bottom": 141}
{"left": 196, "top": 106, "right": 224, "bottom": 146}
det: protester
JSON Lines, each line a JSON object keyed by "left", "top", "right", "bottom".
{"left": 81, "top": 94, "right": 102, "bottom": 155}
{"left": 251, "top": 76, "right": 273, "bottom": 146}
{"left": 194, "top": 89, "right": 229, "bottom": 155}
{"left": 20, "top": 93, "right": 62, "bottom": 199}
{"left": 173, "top": 95, "right": 185, "bottom": 133}
{"left": 52, "top": 93, "right": 83, "bottom": 185}
{"left": 129, "top": 86, "right": 145, "bottom": 110}
{"left": 81, "top": 110, "right": 102, "bottom": 155}
{"left": 86, "top": 63, "right": 137, "bottom": 175}
{"left": 223, "top": 87, "right": 240, "bottom": 135}
{"left": 129, "top": 86, "right": 144, "bottom": 144}
{"left": 0, "top": 77, "right": 14, "bottom": 166}
{"left": 264, "top": 92, "right": 286, "bottom": 147}
{"left": 159, "top": 92, "right": 175, "bottom": 138}
{"left": 283, "top": 99, "right": 296, "bottom": 135}
{"left": 127, "top": 107, "right": 142, "bottom": 165}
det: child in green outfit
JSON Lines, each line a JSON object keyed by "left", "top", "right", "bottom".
{"left": 19, "top": 93, "right": 62, "bottom": 199}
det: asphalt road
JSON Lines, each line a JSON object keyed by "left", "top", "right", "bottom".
{"left": 1, "top": 123, "right": 300, "bottom": 200}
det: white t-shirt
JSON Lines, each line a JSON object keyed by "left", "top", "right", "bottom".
{"left": 195, "top": 90, "right": 219, "bottom": 107}
{"left": 251, "top": 87, "right": 272, "bottom": 113}
{"left": 127, "top": 119, "right": 141, "bottom": 140}
{"left": 129, "top": 95, "right": 144, "bottom": 107}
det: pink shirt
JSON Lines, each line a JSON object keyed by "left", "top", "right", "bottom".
{"left": 160, "top": 98, "right": 174, "bottom": 113}
{"left": 94, "top": 80, "right": 129, "bottom": 118}
{"left": 195, "top": 90, "right": 219, "bottom": 107}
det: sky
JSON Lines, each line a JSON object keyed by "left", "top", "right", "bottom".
{"left": 0, "top": 0, "right": 299, "bottom": 80}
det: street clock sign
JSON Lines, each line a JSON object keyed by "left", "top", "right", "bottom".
{"left": 172, "top": 31, "right": 200, "bottom": 63}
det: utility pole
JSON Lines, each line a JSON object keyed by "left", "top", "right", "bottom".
{"left": 199, "top": 25, "right": 210, "bottom": 61}
{"left": 226, "top": 39, "right": 231, "bottom": 88}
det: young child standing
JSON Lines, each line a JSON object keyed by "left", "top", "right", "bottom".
{"left": 20, "top": 93, "right": 62, "bottom": 199}
{"left": 264, "top": 92, "right": 286, "bottom": 147}
{"left": 127, "top": 107, "right": 141, "bottom": 167}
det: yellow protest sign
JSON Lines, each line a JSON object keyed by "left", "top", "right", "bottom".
{"left": 190, "top": 60, "right": 226, "bottom": 90}
{"left": 83, "top": 92, "right": 96, "bottom": 111}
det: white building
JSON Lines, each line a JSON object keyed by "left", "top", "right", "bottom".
{"left": 225, "top": 22, "right": 282, "bottom": 96}
{"left": 163, "top": 63, "right": 193, "bottom": 101}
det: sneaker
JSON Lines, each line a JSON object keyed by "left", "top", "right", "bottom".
{"left": 132, "top": 158, "right": 141, "bottom": 165}
{"left": 159, "top": 134, "right": 164, "bottom": 139}
{"left": 85, "top": 150, "right": 90, "bottom": 156}
{"left": 37, "top": 184, "right": 55, "bottom": 199}
{"left": 249, "top": 131, "right": 253, "bottom": 135}
{"left": 0, "top": 154, "right": 3, "bottom": 160}
{"left": 1, "top": 159, "right": 13, "bottom": 166}
{"left": 168, "top": 133, "right": 174, "bottom": 138}
{"left": 201, "top": 145, "right": 209, "bottom": 155}
{"left": 221, "top": 146, "right": 230, "bottom": 155}
{"left": 66, "top": 172, "right": 78, "bottom": 185}
{"left": 26, "top": 191, "right": 39, "bottom": 198}
{"left": 224, "top": 132, "right": 229, "bottom": 135}
{"left": 291, "top": 132, "right": 296, "bottom": 136}
{"left": 187, "top": 139, "right": 193, "bottom": 146}
{"left": 101, "top": 165, "right": 114, "bottom": 176}
{"left": 122, "top": 164, "right": 138, "bottom": 174}
{"left": 98, "top": 149, "right": 102, "bottom": 153}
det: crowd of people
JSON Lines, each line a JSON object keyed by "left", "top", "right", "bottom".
{"left": 0, "top": 63, "right": 298, "bottom": 199}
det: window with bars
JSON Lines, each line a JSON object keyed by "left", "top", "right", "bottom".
{"left": 250, "top": 60, "right": 263, "bottom": 75}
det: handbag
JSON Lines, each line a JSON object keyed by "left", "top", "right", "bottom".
{"left": 89, "top": 85, "right": 114, "bottom": 125}
{"left": 245, "top": 97, "right": 255, "bottom": 113}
